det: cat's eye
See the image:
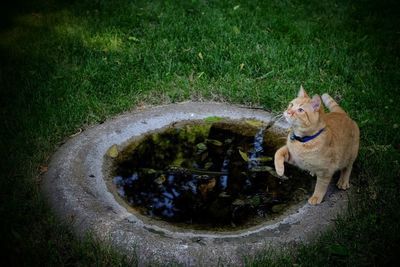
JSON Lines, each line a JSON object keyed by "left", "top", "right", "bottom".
{"left": 298, "top": 108, "right": 304, "bottom": 112}
{"left": 288, "top": 103, "right": 293, "bottom": 108}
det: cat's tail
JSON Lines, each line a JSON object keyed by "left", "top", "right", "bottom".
{"left": 321, "top": 93, "right": 345, "bottom": 113}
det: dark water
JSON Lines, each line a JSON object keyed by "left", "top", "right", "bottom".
{"left": 111, "top": 119, "right": 313, "bottom": 230}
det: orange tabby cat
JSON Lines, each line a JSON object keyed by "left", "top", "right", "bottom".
{"left": 274, "top": 86, "right": 359, "bottom": 205}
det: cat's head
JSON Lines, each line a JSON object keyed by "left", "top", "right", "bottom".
{"left": 284, "top": 86, "right": 323, "bottom": 129}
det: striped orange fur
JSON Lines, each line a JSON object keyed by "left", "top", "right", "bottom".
{"left": 274, "top": 86, "right": 360, "bottom": 205}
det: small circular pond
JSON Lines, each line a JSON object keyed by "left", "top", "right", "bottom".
{"left": 108, "top": 119, "right": 313, "bottom": 231}
{"left": 43, "top": 102, "right": 349, "bottom": 266}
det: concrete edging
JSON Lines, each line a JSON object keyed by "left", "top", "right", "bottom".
{"left": 42, "top": 102, "right": 349, "bottom": 266}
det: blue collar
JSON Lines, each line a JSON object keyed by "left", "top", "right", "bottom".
{"left": 290, "top": 128, "right": 325, "bottom": 143}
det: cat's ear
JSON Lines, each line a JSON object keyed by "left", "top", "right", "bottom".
{"left": 311, "top": 95, "right": 321, "bottom": 111}
{"left": 298, "top": 85, "right": 309, "bottom": 98}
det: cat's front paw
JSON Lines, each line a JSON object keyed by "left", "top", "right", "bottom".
{"left": 308, "top": 195, "right": 323, "bottom": 205}
{"left": 337, "top": 178, "right": 350, "bottom": 190}
{"left": 274, "top": 163, "right": 285, "bottom": 176}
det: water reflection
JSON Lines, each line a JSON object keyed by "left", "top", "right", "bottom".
{"left": 112, "top": 119, "right": 312, "bottom": 230}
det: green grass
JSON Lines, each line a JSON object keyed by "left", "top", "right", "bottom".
{"left": 1, "top": 0, "right": 399, "bottom": 265}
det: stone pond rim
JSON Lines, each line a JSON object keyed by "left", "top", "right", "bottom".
{"left": 42, "top": 102, "right": 349, "bottom": 266}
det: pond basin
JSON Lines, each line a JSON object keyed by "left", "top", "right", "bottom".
{"left": 42, "top": 102, "right": 350, "bottom": 266}
{"left": 108, "top": 119, "right": 313, "bottom": 231}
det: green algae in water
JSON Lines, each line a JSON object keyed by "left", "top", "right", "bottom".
{"left": 111, "top": 119, "right": 313, "bottom": 230}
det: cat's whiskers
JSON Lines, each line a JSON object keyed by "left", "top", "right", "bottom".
{"left": 270, "top": 113, "right": 285, "bottom": 123}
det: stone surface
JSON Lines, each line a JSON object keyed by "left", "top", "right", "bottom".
{"left": 42, "top": 102, "right": 349, "bottom": 266}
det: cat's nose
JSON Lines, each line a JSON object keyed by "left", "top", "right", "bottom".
{"left": 287, "top": 109, "right": 295, "bottom": 116}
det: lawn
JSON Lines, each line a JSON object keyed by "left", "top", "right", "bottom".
{"left": 1, "top": 0, "right": 399, "bottom": 266}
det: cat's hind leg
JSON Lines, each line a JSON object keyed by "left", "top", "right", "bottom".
{"left": 274, "top": 145, "right": 289, "bottom": 176}
{"left": 337, "top": 164, "right": 353, "bottom": 190}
